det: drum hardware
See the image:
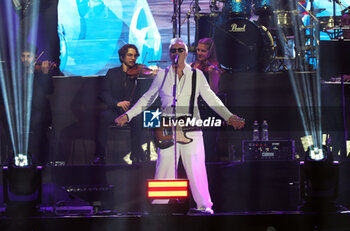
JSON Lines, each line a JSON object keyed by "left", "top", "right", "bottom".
{"left": 342, "top": 6, "right": 350, "bottom": 15}
{"left": 273, "top": 56, "right": 295, "bottom": 60}
{"left": 318, "top": 16, "right": 342, "bottom": 31}
{"left": 266, "top": 35, "right": 297, "bottom": 72}
{"left": 297, "top": 2, "right": 319, "bottom": 23}
{"left": 267, "top": 58, "right": 289, "bottom": 72}
{"left": 209, "top": 0, "right": 221, "bottom": 13}
{"left": 304, "top": 45, "right": 315, "bottom": 51}
{"left": 195, "top": 0, "right": 316, "bottom": 72}
{"left": 195, "top": 13, "right": 219, "bottom": 44}
{"left": 223, "top": 0, "right": 253, "bottom": 18}
{"left": 291, "top": 0, "right": 320, "bottom": 71}
{"left": 171, "top": 0, "right": 178, "bottom": 38}
{"left": 316, "top": 4, "right": 350, "bottom": 39}
{"left": 313, "top": 8, "right": 326, "bottom": 14}
{"left": 303, "top": 25, "right": 314, "bottom": 30}
{"left": 273, "top": 10, "right": 300, "bottom": 29}
{"left": 184, "top": 2, "right": 198, "bottom": 48}
{"left": 332, "top": 25, "right": 350, "bottom": 30}
{"left": 253, "top": 0, "right": 272, "bottom": 16}
{"left": 341, "top": 11, "right": 350, "bottom": 39}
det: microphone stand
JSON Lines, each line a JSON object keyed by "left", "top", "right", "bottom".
{"left": 172, "top": 0, "right": 178, "bottom": 38}
{"left": 178, "top": 0, "right": 182, "bottom": 38}
{"left": 339, "top": 40, "right": 348, "bottom": 158}
{"left": 172, "top": 60, "right": 178, "bottom": 179}
{"left": 334, "top": 0, "right": 337, "bottom": 25}
{"left": 341, "top": 70, "right": 348, "bottom": 158}
{"left": 194, "top": 0, "right": 200, "bottom": 45}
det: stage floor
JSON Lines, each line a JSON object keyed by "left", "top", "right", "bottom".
{"left": 1, "top": 160, "right": 350, "bottom": 230}
{"left": 1, "top": 210, "right": 350, "bottom": 231}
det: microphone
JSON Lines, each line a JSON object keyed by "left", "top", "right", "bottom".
{"left": 174, "top": 55, "right": 179, "bottom": 65}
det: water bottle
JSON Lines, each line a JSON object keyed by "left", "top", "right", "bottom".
{"left": 252, "top": 120, "right": 259, "bottom": 141}
{"left": 261, "top": 120, "right": 269, "bottom": 141}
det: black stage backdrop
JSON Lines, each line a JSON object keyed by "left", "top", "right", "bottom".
{"left": 24, "top": 72, "right": 346, "bottom": 165}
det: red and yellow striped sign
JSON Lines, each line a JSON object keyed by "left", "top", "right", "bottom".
{"left": 147, "top": 180, "right": 189, "bottom": 198}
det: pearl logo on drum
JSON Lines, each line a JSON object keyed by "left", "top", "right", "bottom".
{"left": 229, "top": 23, "right": 246, "bottom": 32}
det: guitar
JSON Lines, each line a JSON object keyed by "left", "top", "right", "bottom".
{"left": 153, "top": 116, "right": 245, "bottom": 149}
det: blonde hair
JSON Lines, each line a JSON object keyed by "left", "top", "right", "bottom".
{"left": 197, "top": 37, "right": 218, "bottom": 63}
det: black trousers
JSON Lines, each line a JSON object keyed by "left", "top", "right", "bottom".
{"left": 95, "top": 110, "right": 144, "bottom": 160}
{"left": 29, "top": 111, "right": 51, "bottom": 164}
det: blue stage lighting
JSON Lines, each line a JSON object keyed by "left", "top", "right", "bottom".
{"left": 0, "top": 0, "right": 40, "bottom": 166}
{"left": 307, "top": 146, "right": 326, "bottom": 161}
{"left": 14, "top": 153, "right": 29, "bottom": 167}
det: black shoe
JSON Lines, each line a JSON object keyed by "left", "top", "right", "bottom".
{"left": 93, "top": 156, "right": 105, "bottom": 165}
{"left": 131, "top": 150, "right": 147, "bottom": 164}
{"left": 131, "top": 156, "right": 141, "bottom": 164}
{"left": 131, "top": 155, "right": 146, "bottom": 164}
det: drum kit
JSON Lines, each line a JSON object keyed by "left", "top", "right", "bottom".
{"left": 195, "top": 0, "right": 350, "bottom": 72}
{"left": 318, "top": 10, "right": 350, "bottom": 40}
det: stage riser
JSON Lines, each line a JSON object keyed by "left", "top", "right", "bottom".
{"left": 1, "top": 211, "right": 350, "bottom": 231}
{"left": 1, "top": 161, "right": 350, "bottom": 213}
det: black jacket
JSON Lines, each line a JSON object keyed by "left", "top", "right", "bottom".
{"left": 31, "top": 70, "right": 54, "bottom": 113}
{"left": 99, "top": 66, "right": 137, "bottom": 114}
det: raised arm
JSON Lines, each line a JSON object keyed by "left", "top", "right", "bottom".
{"left": 198, "top": 70, "right": 244, "bottom": 129}
{"left": 115, "top": 69, "right": 165, "bottom": 125}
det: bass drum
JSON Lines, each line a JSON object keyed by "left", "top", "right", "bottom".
{"left": 214, "top": 17, "right": 274, "bottom": 72}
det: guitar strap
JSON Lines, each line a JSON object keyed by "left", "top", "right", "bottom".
{"left": 159, "top": 66, "right": 170, "bottom": 91}
{"left": 189, "top": 69, "right": 197, "bottom": 118}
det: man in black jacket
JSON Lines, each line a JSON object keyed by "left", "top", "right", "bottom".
{"left": 94, "top": 44, "right": 145, "bottom": 164}
{"left": 21, "top": 46, "right": 55, "bottom": 164}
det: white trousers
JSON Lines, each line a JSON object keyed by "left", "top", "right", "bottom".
{"left": 154, "top": 131, "right": 213, "bottom": 209}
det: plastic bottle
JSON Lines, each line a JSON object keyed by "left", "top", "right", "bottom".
{"left": 253, "top": 120, "right": 259, "bottom": 141}
{"left": 261, "top": 120, "right": 269, "bottom": 141}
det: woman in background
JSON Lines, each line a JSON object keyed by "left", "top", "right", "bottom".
{"left": 191, "top": 38, "right": 223, "bottom": 162}
{"left": 191, "top": 37, "right": 221, "bottom": 94}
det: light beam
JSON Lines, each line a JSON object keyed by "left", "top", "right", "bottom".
{"left": 0, "top": 0, "right": 40, "bottom": 166}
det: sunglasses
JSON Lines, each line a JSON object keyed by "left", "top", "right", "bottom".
{"left": 170, "top": 48, "right": 185, "bottom": 53}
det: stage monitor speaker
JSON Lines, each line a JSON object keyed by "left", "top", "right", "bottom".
{"left": 320, "top": 40, "right": 350, "bottom": 79}
{"left": 62, "top": 184, "right": 114, "bottom": 211}
{"left": 242, "top": 140, "right": 295, "bottom": 161}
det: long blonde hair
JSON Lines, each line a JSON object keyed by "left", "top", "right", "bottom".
{"left": 197, "top": 37, "right": 218, "bottom": 63}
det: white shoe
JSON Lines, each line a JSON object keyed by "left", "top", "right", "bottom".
{"left": 204, "top": 207, "right": 214, "bottom": 214}
{"left": 197, "top": 207, "right": 214, "bottom": 215}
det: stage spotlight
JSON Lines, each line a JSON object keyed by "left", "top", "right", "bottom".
{"left": 2, "top": 156, "right": 42, "bottom": 216}
{"left": 147, "top": 179, "right": 190, "bottom": 214}
{"left": 305, "top": 145, "right": 332, "bottom": 162}
{"left": 300, "top": 145, "right": 341, "bottom": 212}
{"left": 14, "top": 153, "right": 29, "bottom": 167}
